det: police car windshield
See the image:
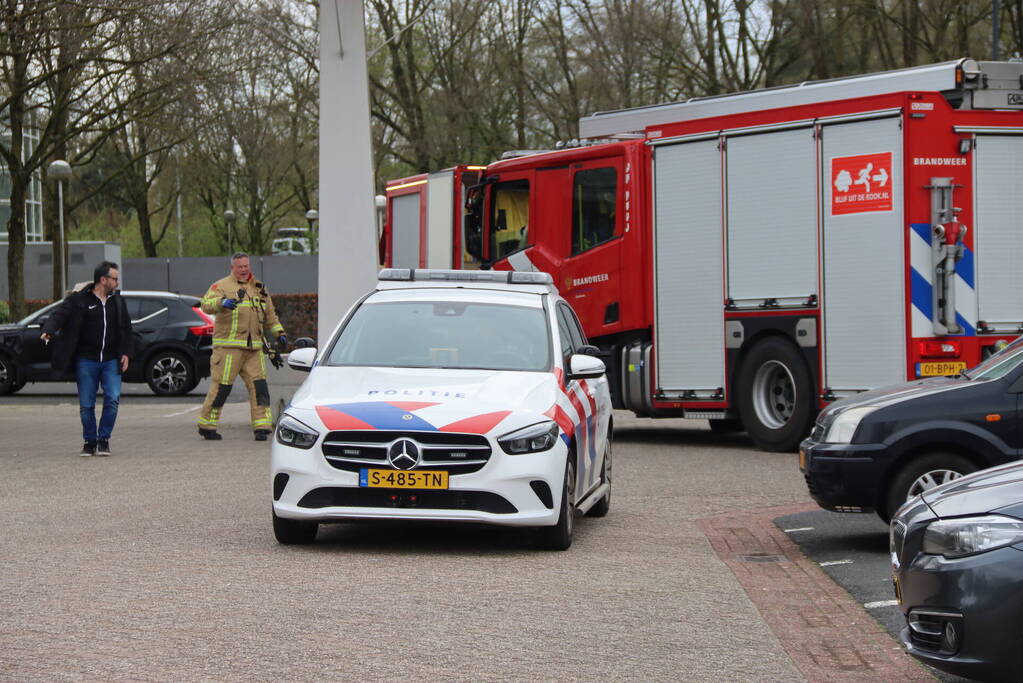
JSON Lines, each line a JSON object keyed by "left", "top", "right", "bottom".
{"left": 967, "top": 337, "right": 1023, "bottom": 380}
{"left": 326, "top": 301, "right": 550, "bottom": 371}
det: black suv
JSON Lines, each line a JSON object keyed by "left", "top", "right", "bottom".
{"left": 0, "top": 290, "right": 213, "bottom": 396}
{"left": 800, "top": 336, "right": 1023, "bottom": 522}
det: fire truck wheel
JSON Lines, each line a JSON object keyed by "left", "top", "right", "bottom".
{"left": 737, "top": 338, "right": 814, "bottom": 452}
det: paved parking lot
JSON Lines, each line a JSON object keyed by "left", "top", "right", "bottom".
{"left": 0, "top": 376, "right": 938, "bottom": 681}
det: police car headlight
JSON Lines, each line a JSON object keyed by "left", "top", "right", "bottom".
{"left": 823, "top": 406, "right": 879, "bottom": 444}
{"left": 498, "top": 421, "right": 560, "bottom": 455}
{"left": 923, "top": 515, "right": 1023, "bottom": 558}
{"left": 276, "top": 415, "right": 319, "bottom": 449}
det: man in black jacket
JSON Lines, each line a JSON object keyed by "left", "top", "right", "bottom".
{"left": 41, "top": 261, "right": 133, "bottom": 457}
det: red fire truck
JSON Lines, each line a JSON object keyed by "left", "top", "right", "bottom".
{"left": 383, "top": 59, "right": 1023, "bottom": 452}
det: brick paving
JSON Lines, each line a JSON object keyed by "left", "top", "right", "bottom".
{"left": 699, "top": 503, "right": 934, "bottom": 681}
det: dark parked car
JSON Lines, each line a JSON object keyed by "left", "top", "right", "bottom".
{"left": 891, "top": 460, "right": 1023, "bottom": 681}
{"left": 0, "top": 290, "right": 213, "bottom": 397}
{"left": 800, "top": 336, "right": 1023, "bottom": 522}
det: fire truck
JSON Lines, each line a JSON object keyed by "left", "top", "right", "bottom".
{"left": 382, "top": 59, "right": 1023, "bottom": 452}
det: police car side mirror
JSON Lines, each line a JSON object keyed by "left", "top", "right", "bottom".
{"left": 287, "top": 347, "right": 317, "bottom": 372}
{"left": 567, "top": 353, "right": 605, "bottom": 381}
{"left": 293, "top": 336, "right": 315, "bottom": 349}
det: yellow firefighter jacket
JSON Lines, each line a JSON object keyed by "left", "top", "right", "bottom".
{"left": 200, "top": 274, "right": 285, "bottom": 349}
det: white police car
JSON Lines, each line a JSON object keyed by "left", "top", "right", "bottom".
{"left": 271, "top": 269, "right": 613, "bottom": 550}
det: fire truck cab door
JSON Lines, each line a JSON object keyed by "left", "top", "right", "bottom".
{"left": 559, "top": 159, "right": 624, "bottom": 336}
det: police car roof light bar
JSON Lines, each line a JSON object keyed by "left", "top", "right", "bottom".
{"left": 378, "top": 268, "right": 554, "bottom": 286}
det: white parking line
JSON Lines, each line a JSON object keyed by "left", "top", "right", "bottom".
{"left": 163, "top": 406, "right": 200, "bottom": 418}
{"left": 819, "top": 560, "right": 853, "bottom": 567}
{"left": 783, "top": 527, "right": 814, "bottom": 532}
{"left": 864, "top": 599, "right": 899, "bottom": 609}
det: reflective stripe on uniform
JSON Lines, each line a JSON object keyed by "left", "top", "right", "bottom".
{"left": 221, "top": 352, "right": 233, "bottom": 383}
{"left": 212, "top": 338, "right": 252, "bottom": 347}
{"left": 230, "top": 307, "right": 239, "bottom": 338}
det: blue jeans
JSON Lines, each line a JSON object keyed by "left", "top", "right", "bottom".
{"left": 75, "top": 357, "right": 121, "bottom": 443}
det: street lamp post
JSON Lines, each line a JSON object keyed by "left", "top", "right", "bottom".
{"left": 223, "top": 209, "right": 235, "bottom": 254}
{"left": 305, "top": 208, "right": 318, "bottom": 255}
{"left": 47, "top": 160, "right": 72, "bottom": 296}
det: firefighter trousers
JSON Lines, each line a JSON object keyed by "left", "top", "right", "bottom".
{"left": 197, "top": 347, "right": 273, "bottom": 432}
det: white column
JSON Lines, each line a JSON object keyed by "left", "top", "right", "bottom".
{"left": 317, "top": 0, "right": 378, "bottom": 344}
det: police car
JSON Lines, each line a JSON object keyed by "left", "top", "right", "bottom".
{"left": 271, "top": 269, "right": 613, "bottom": 550}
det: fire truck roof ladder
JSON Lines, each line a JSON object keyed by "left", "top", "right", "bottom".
{"left": 579, "top": 59, "right": 1023, "bottom": 138}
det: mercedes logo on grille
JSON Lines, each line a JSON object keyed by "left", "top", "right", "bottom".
{"left": 387, "top": 438, "right": 421, "bottom": 470}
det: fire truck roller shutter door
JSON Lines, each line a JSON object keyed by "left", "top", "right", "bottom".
{"left": 974, "top": 135, "right": 1023, "bottom": 332}
{"left": 651, "top": 138, "right": 726, "bottom": 398}
{"left": 426, "top": 171, "right": 455, "bottom": 269}
{"left": 821, "top": 116, "right": 905, "bottom": 394}
{"left": 391, "top": 192, "right": 422, "bottom": 268}
{"left": 725, "top": 128, "right": 818, "bottom": 306}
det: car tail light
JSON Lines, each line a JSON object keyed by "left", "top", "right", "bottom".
{"left": 189, "top": 306, "right": 214, "bottom": 337}
{"left": 919, "top": 341, "right": 960, "bottom": 358}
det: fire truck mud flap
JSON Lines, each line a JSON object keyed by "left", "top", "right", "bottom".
{"left": 736, "top": 337, "right": 814, "bottom": 452}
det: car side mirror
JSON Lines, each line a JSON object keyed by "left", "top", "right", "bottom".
{"left": 287, "top": 346, "right": 317, "bottom": 372}
{"left": 293, "top": 336, "right": 315, "bottom": 349}
{"left": 567, "top": 353, "right": 605, "bottom": 380}
{"left": 577, "top": 344, "right": 601, "bottom": 357}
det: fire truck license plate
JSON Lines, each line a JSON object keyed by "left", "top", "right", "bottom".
{"left": 359, "top": 469, "right": 448, "bottom": 489}
{"left": 918, "top": 361, "right": 967, "bottom": 377}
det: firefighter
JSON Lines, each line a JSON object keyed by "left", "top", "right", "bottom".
{"left": 197, "top": 252, "right": 287, "bottom": 441}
